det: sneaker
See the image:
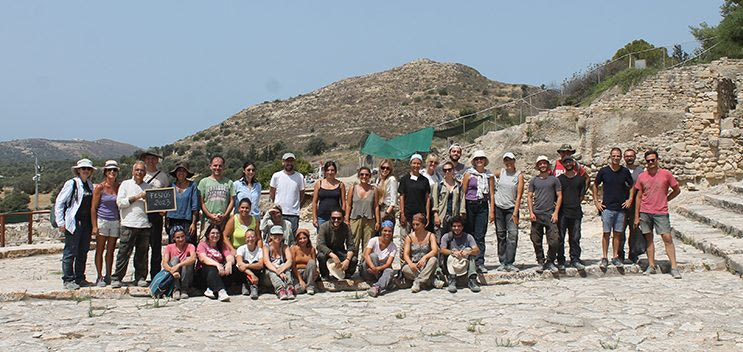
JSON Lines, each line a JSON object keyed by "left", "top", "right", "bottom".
{"left": 495, "top": 265, "right": 508, "bottom": 272}
{"left": 467, "top": 277, "right": 481, "bottom": 293}
{"left": 249, "top": 285, "right": 259, "bottom": 300}
{"left": 670, "top": 268, "right": 682, "bottom": 279}
{"left": 110, "top": 280, "right": 122, "bottom": 289}
{"left": 557, "top": 263, "right": 566, "bottom": 272}
{"left": 287, "top": 286, "right": 296, "bottom": 300}
{"left": 599, "top": 258, "right": 609, "bottom": 270}
{"left": 204, "top": 288, "right": 215, "bottom": 299}
{"left": 241, "top": 283, "right": 250, "bottom": 296}
{"left": 217, "top": 289, "right": 230, "bottom": 302}
{"left": 367, "top": 285, "right": 380, "bottom": 297}
{"left": 78, "top": 280, "right": 93, "bottom": 288}
{"left": 411, "top": 280, "right": 421, "bottom": 293}
{"left": 95, "top": 278, "right": 106, "bottom": 288}
{"left": 447, "top": 277, "right": 458, "bottom": 293}
{"left": 506, "top": 264, "right": 520, "bottom": 273}
{"left": 136, "top": 279, "right": 148, "bottom": 287}
{"left": 172, "top": 289, "right": 181, "bottom": 300}
{"left": 536, "top": 264, "right": 545, "bottom": 274}
{"left": 643, "top": 265, "right": 657, "bottom": 275}
{"left": 104, "top": 275, "right": 111, "bottom": 285}
{"left": 547, "top": 263, "right": 559, "bottom": 274}
{"left": 624, "top": 258, "right": 635, "bottom": 265}
{"left": 572, "top": 261, "right": 585, "bottom": 271}
{"left": 611, "top": 258, "right": 623, "bottom": 267}
{"left": 477, "top": 264, "right": 488, "bottom": 273}
{"left": 295, "top": 285, "right": 306, "bottom": 295}
{"left": 180, "top": 291, "right": 190, "bottom": 300}
{"left": 63, "top": 281, "right": 80, "bottom": 290}
{"left": 433, "top": 279, "right": 445, "bottom": 289}
{"left": 278, "top": 288, "right": 288, "bottom": 300}
{"left": 306, "top": 286, "right": 316, "bottom": 296}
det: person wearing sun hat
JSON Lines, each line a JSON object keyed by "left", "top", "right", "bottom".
{"left": 493, "top": 152, "right": 525, "bottom": 272}
{"left": 461, "top": 150, "right": 494, "bottom": 273}
{"left": 55, "top": 159, "right": 97, "bottom": 290}
{"left": 91, "top": 160, "right": 121, "bottom": 287}
{"left": 138, "top": 150, "right": 170, "bottom": 281}
{"left": 165, "top": 161, "right": 200, "bottom": 245}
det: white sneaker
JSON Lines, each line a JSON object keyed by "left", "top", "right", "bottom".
{"left": 204, "top": 288, "right": 215, "bottom": 299}
{"left": 411, "top": 280, "right": 421, "bottom": 293}
{"left": 218, "top": 289, "right": 230, "bottom": 302}
{"left": 433, "top": 279, "right": 445, "bottom": 289}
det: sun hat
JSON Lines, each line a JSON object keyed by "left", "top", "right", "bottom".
{"left": 270, "top": 225, "right": 285, "bottom": 235}
{"left": 169, "top": 161, "right": 195, "bottom": 178}
{"left": 138, "top": 150, "right": 163, "bottom": 159}
{"left": 102, "top": 160, "right": 120, "bottom": 170}
{"left": 447, "top": 256, "right": 469, "bottom": 276}
{"left": 71, "top": 159, "right": 96, "bottom": 171}
{"left": 470, "top": 150, "right": 489, "bottom": 166}
{"left": 536, "top": 155, "right": 550, "bottom": 164}
{"left": 410, "top": 153, "right": 423, "bottom": 162}
{"left": 557, "top": 144, "right": 575, "bottom": 153}
{"left": 326, "top": 260, "right": 347, "bottom": 280}
{"left": 282, "top": 152, "right": 296, "bottom": 161}
{"left": 502, "top": 152, "right": 516, "bottom": 160}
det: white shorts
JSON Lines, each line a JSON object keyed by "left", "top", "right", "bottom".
{"left": 97, "top": 219, "right": 120, "bottom": 238}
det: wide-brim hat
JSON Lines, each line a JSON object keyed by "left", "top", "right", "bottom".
{"left": 139, "top": 149, "right": 163, "bottom": 159}
{"left": 535, "top": 155, "right": 550, "bottom": 165}
{"left": 470, "top": 150, "right": 489, "bottom": 166}
{"left": 557, "top": 144, "right": 575, "bottom": 153}
{"left": 326, "top": 259, "right": 346, "bottom": 280}
{"left": 102, "top": 160, "right": 120, "bottom": 170}
{"left": 447, "top": 256, "right": 469, "bottom": 276}
{"left": 71, "top": 158, "right": 97, "bottom": 171}
{"left": 169, "top": 161, "right": 195, "bottom": 178}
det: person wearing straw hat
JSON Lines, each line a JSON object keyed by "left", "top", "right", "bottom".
{"left": 439, "top": 216, "right": 480, "bottom": 293}
{"left": 112, "top": 161, "right": 153, "bottom": 288}
{"left": 398, "top": 153, "right": 431, "bottom": 236}
{"left": 527, "top": 155, "right": 562, "bottom": 274}
{"left": 361, "top": 219, "right": 398, "bottom": 297}
{"left": 316, "top": 209, "right": 357, "bottom": 280}
{"left": 139, "top": 150, "right": 170, "bottom": 282}
{"left": 461, "top": 150, "right": 494, "bottom": 273}
{"left": 54, "top": 158, "right": 97, "bottom": 290}
{"left": 493, "top": 152, "right": 525, "bottom": 272}
{"left": 165, "top": 161, "right": 200, "bottom": 245}
{"left": 91, "top": 160, "right": 121, "bottom": 287}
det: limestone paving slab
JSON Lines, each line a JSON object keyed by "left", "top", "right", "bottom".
{"left": 675, "top": 203, "right": 743, "bottom": 238}
{"left": 703, "top": 193, "right": 743, "bottom": 213}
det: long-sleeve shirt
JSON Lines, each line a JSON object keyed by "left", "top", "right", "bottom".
{"left": 316, "top": 221, "right": 354, "bottom": 256}
{"left": 166, "top": 181, "right": 199, "bottom": 221}
{"left": 117, "top": 179, "right": 152, "bottom": 228}
{"left": 375, "top": 176, "right": 398, "bottom": 207}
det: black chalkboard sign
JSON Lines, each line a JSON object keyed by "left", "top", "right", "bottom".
{"left": 145, "top": 187, "right": 177, "bottom": 213}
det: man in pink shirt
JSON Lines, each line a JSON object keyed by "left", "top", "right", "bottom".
{"left": 633, "top": 150, "right": 681, "bottom": 279}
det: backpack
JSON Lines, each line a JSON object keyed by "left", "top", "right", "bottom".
{"left": 149, "top": 270, "right": 175, "bottom": 298}
{"left": 50, "top": 179, "right": 78, "bottom": 228}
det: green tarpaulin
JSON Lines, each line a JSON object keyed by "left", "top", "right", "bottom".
{"left": 361, "top": 127, "right": 434, "bottom": 160}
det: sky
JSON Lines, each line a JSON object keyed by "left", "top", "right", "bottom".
{"left": 0, "top": 1, "right": 723, "bottom": 148}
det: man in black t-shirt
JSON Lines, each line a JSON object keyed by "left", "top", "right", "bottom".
{"left": 398, "top": 154, "right": 431, "bottom": 236}
{"left": 557, "top": 156, "right": 586, "bottom": 270}
{"left": 592, "top": 148, "right": 634, "bottom": 269}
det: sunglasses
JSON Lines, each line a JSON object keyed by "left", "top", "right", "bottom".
{"left": 79, "top": 167, "right": 93, "bottom": 171}
{"left": 359, "top": 173, "right": 371, "bottom": 177}
{"left": 380, "top": 166, "right": 391, "bottom": 170}
{"left": 645, "top": 158, "right": 657, "bottom": 163}
{"left": 443, "top": 168, "right": 453, "bottom": 172}
{"left": 331, "top": 216, "right": 343, "bottom": 221}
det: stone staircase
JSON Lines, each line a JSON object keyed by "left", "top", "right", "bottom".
{"left": 672, "top": 182, "right": 743, "bottom": 275}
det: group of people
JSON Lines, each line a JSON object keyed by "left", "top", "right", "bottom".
{"left": 53, "top": 141, "right": 683, "bottom": 301}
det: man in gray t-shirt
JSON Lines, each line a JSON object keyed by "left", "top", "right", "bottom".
{"left": 527, "top": 156, "right": 563, "bottom": 273}
{"left": 439, "top": 216, "right": 480, "bottom": 293}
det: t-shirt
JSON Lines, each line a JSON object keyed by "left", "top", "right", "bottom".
{"left": 196, "top": 241, "right": 232, "bottom": 265}
{"left": 435, "top": 162, "right": 466, "bottom": 181}
{"left": 366, "top": 236, "right": 397, "bottom": 261}
{"left": 398, "top": 173, "right": 431, "bottom": 221}
{"left": 164, "top": 243, "right": 195, "bottom": 263}
{"left": 145, "top": 170, "right": 170, "bottom": 188}
{"left": 628, "top": 165, "right": 645, "bottom": 183}
{"left": 440, "top": 232, "right": 478, "bottom": 251}
{"left": 558, "top": 173, "right": 586, "bottom": 218}
{"left": 634, "top": 169, "right": 678, "bottom": 215}
{"left": 236, "top": 244, "right": 263, "bottom": 264}
{"left": 197, "top": 177, "right": 235, "bottom": 216}
{"left": 552, "top": 159, "right": 587, "bottom": 178}
{"left": 270, "top": 171, "right": 306, "bottom": 216}
{"left": 595, "top": 166, "right": 634, "bottom": 211}
{"left": 528, "top": 175, "right": 562, "bottom": 215}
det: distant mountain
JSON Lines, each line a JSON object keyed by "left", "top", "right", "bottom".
{"left": 0, "top": 138, "right": 141, "bottom": 162}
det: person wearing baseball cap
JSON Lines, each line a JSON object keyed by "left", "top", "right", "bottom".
{"left": 270, "top": 152, "right": 305, "bottom": 237}
{"left": 493, "top": 152, "right": 525, "bottom": 272}
{"left": 398, "top": 153, "right": 431, "bottom": 236}
{"left": 527, "top": 155, "right": 562, "bottom": 274}
{"left": 461, "top": 150, "right": 494, "bottom": 273}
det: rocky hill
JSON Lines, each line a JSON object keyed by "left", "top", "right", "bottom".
{"left": 171, "top": 59, "right": 547, "bottom": 155}
{"left": 0, "top": 138, "right": 140, "bottom": 162}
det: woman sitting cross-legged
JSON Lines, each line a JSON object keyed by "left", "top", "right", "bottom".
{"left": 162, "top": 226, "right": 197, "bottom": 300}
{"left": 236, "top": 229, "right": 264, "bottom": 300}
{"left": 263, "top": 225, "right": 295, "bottom": 300}
{"left": 401, "top": 213, "right": 441, "bottom": 293}
{"left": 196, "top": 224, "right": 239, "bottom": 302}
{"left": 291, "top": 228, "right": 319, "bottom": 295}
{"left": 361, "top": 220, "right": 397, "bottom": 297}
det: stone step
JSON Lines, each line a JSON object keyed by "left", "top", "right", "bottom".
{"left": 671, "top": 213, "right": 743, "bottom": 276}
{"left": 675, "top": 204, "right": 743, "bottom": 238}
{"left": 705, "top": 193, "right": 743, "bottom": 213}
{"left": 729, "top": 182, "right": 743, "bottom": 195}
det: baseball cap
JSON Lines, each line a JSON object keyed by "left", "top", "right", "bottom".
{"left": 282, "top": 152, "right": 296, "bottom": 161}
{"left": 502, "top": 152, "right": 516, "bottom": 160}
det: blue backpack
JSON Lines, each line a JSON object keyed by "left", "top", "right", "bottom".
{"left": 149, "top": 270, "right": 175, "bottom": 298}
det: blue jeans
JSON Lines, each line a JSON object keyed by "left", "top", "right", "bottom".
{"left": 495, "top": 206, "right": 518, "bottom": 266}
{"left": 283, "top": 214, "right": 299, "bottom": 237}
{"left": 62, "top": 219, "right": 92, "bottom": 283}
{"left": 557, "top": 214, "right": 582, "bottom": 264}
{"left": 316, "top": 217, "right": 328, "bottom": 228}
{"left": 601, "top": 209, "right": 625, "bottom": 233}
{"left": 465, "top": 199, "right": 489, "bottom": 266}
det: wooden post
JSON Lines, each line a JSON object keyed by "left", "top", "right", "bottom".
{"left": 28, "top": 213, "right": 34, "bottom": 244}
{"left": 0, "top": 215, "right": 5, "bottom": 247}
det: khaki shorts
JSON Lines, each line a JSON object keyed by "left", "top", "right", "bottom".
{"left": 97, "top": 219, "right": 120, "bottom": 238}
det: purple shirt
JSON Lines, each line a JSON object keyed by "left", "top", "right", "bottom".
{"left": 97, "top": 191, "right": 119, "bottom": 221}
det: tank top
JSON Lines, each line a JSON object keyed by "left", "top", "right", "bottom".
{"left": 350, "top": 185, "right": 375, "bottom": 219}
{"left": 317, "top": 185, "right": 342, "bottom": 218}
{"left": 494, "top": 168, "right": 521, "bottom": 209}
{"left": 408, "top": 233, "right": 432, "bottom": 262}
{"left": 268, "top": 244, "right": 287, "bottom": 266}
{"left": 231, "top": 214, "right": 257, "bottom": 249}
{"left": 97, "top": 191, "right": 119, "bottom": 221}
{"left": 76, "top": 182, "right": 93, "bottom": 221}
{"left": 465, "top": 175, "right": 480, "bottom": 201}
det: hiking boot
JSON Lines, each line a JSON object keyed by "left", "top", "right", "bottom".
{"left": 367, "top": 285, "right": 380, "bottom": 297}
{"left": 95, "top": 277, "right": 107, "bottom": 288}
{"left": 110, "top": 280, "right": 122, "bottom": 289}
{"left": 172, "top": 289, "right": 181, "bottom": 300}
{"left": 433, "top": 279, "right": 445, "bottom": 289}
{"left": 572, "top": 261, "right": 585, "bottom": 271}
{"left": 599, "top": 258, "right": 609, "bottom": 270}
{"left": 447, "top": 276, "right": 458, "bottom": 293}
{"left": 468, "top": 276, "right": 481, "bottom": 293}
{"left": 477, "top": 264, "right": 488, "bottom": 273}
{"left": 136, "top": 279, "right": 148, "bottom": 288}
{"left": 217, "top": 289, "right": 230, "bottom": 302}
{"left": 249, "top": 285, "right": 259, "bottom": 300}
{"left": 411, "top": 280, "right": 421, "bottom": 293}
{"left": 287, "top": 286, "right": 296, "bottom": 300}
{"left": 241, "top": 283, "right": 250, "bottom": 296}
{"left": 611, "top": 258, "right": 623, "bottom": 267}
{"left": 643, "top": 265, "right": 657, "bottom": 275}
{"left": 63, "top": 281, "right": 80, "bottom": 290}
{"left": 278, "top": 288, "right": 288, "bottom": 300}
{"left": 204, "top": 288, "right": 215, "bottom": 299}
{"left": 670, "top": 268, "right": 682, "bottom": 279}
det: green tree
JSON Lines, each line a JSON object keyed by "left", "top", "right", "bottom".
{"left": 691, "top": 1, "right": 743, "bottom": 59}
{"left": 256, "top": 158, "right": 313, "bottom": 189}
{"left": 0, "top": 189, "right": 30, "bottom": 213}
{"left": 612, "top": 39, "right": 668, "bottom": 67}
{"left": 305, "top": 137, "right": 328, "bottom": 156}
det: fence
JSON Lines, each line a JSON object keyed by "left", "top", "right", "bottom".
{"left": 0, "top": 210, "right": 50, "bottom": 247}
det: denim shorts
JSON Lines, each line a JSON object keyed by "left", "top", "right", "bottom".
{"left": 96, "top": 219, "right": 120, "bottom": 238}
{"left": 639, "top": 213, "right": 672, "bottom": 235}
{"left": 601, "top": 209, "right": 625, "bottom": 233}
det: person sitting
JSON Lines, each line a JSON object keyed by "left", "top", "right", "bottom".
{"left": 401, "top": 213, "right": 440, "bottom": 293}
{"left": 259, "top": 204, "right": 294, "bottom": 244}
{"left": 361, "top": 220, "right": 397, "bottom": 297}
{"left": 195, "top": 224, "right": 238, "bottom": 302}
{"left": 162, "top": 226, "right": 197, "bottom": 300}
{"left": 291, "top": 228, "right": 318, "bottom": 295}
{"left": 439, "top": 216, "right": 481, "bottom": 293}
{"left": 263, "top": 225, "right": 295, "bottom": 300}
{"left": 236, "top": 229, "right": 264, "bottom": 300}
{"left": 223, "top": 198, "right": 260, "bottom": 252}
{"left": 316, "top": 209, "right": 358, "bottom": 280}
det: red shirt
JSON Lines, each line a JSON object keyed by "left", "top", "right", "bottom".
{"left": 634, "top": 169, "right": 678, "bottom": 215}
{"left": 164, "top": 243, "right": 195, "bottom": 263}
{"left": 551, "top": 160, "right": 586, "bottom": 178}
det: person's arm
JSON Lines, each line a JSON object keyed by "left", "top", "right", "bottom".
{"left": 583, "top": 166, "right": 591, "bottom": 194}
{"left": 402, "top": 235, "right": 415, "bottom": 269}
{"left": 222, "top": 216, "right": 236, "bottom": 252}
{"left": 439, "top": 236, "right": 452, "bottom": 256}
{"left": 277, "top": 245, "right": 293, "bottom": 274}
{"left": 399, "top": 193, "right": 407, "bottom": 226}
{"left": 466, "top": 236, "right": 481, "bottom": 257}
{"left": 183, "top": 247, "right": 197, "bottom": 266}
{"left": 312, "top": 181, "right": 320, "bottom": 227}
{"left": 425, "top": 190, "right": 431, "bottom": 227}
{"left": 592, "top": 171, "right": 604, "bottom": 212}
{"left": 388, "top": 178, "right": 398, "bottom": 208}
{"left": 432, "top": 183, "right": 441, "bottom": 226}
{"left": 197, "top": 251, "right": 222, "bottom": 269}
{"left": 622, "top": 171, "right": 634, "bottom": 209}
{"left": 425, "top": 233, "right": 439, "bottom": 260}
{"left": 262, "top": 250, "right": 280, "bottom": 274}
{"left": 513, "top": 174, "right": 525, "bottom": 225}
{"left": 223, "top": 194, "right": 235, "bottom": 221}
{"left": 634, "top": 186, "right": 643, "bottom": 228}
{"left": 373, "top": 190, "right": 381, "bottom": 230}
{"left": 54, "top": 179, "right": 75, "bottom": 232}
{"left": 117, "top": 182, "right": 144, "bottom": 209}
{"left": 552, "top": 191, "right": 562, "bottom": 224}
{"left": 90, "top": 184, "right": 102, "bottom": 237}
{"left": 460, "top": 173, "right": 470, "bottom": 219}
{"left": 189, "top": 184, "right": 199, "bottom": 236}
{"left": 290, "top": 246, "right": 304, "bottom": 283}
{"left": 668, "top": 184, "right": 681, "bottom": 202}
{"left": 315, "top": 225, "right": 331, "bottom": 256}
{"left": 344, "top": 225, "right": 354, "bottom": 265}
{"left": 363, "top": 246, "right": 377, "bottom": 274}
{"left": 339, "top": 182, "right": 346, "bottom": 216}
{"left": 162, "top": 248, "right": 175, "bottom": 272}
{"left": 488, "top": 176, "right": 495, "bottom": 223}
{"left": 269, "top": 186, "right": 276, "bottom": 204}
{"left": 527, "top": 181, "right": 536, "bottom": 221}
{"left": 345, "top": 185, "right": 354, "bottom": 224}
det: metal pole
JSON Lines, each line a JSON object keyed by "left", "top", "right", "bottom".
{"left": 34, "top": 154, "right": 40, "bottom": 210}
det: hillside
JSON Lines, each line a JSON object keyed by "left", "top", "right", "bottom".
{"left": 0, "top": 138, "right": 141, "bottom": 162}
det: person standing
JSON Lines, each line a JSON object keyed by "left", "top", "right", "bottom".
{"left": 398, "top": 154, "right": 431, "bottom": 236}
{"left": 112, "top": 161, "right": 152, "bottom": 288}
{"left": 461, "top": 150, "right": 494, "bottom": 273}
{"left": 493, "top": 152, "right": 524, "bottom": 272}
{"left": 198, "top": 155, "right": 235, "bottom": 232}
{"left": 527, "top": 155, "right": 562, "bottom": 273}
{"left": 233, "top": 162, "right": 261, "bottom": 217}
{"left": 55, "top": 159, "right": 96, "bottom": 290}
{"left": 421, "top": 154, "right": 441, "bottom": 233}
{"left": 140, "top": 151, "right": 170, "bottom": 282}
{"left": 556, "top": 156, "right": 586, "bottom": 270}
{"left": 622, "top": 148, "right": 646, "bottom": 264}
{"left": 375, "top": 159, "right": 398, "bottom": 221}
{"left": 270, "top": 152, "right": 305, "bottom": 236}
{"left": 90, "top": 160, "right": 121, "bottom": 287}
{"left": 593, "top": 148, "right": 634, "bottom": 269}
{"left": 432, "top": 161, "right": 465, "bottom": 241}
{"left": 633, "top": 150, "right": 682, "bottom": 279}
{"left": 436, "top": 143, "right": 466, "bottom": 181}
{"left": 345, "top": 166, "right": 380, "bottom": 258}
{"left": 312, "top": 161, "right": 345, "bottom": 228}
{"left": 552, "top": 144, "right": 590, "bottom": 191}
{"left": 165, "top": 161, "right": 199, "bottom": 245}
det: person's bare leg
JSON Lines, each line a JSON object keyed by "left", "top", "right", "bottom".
{"left": 644, "top": 233, "right": 655, "bottom": 268}
{"left": 95, "top": 236, "right": 106, "bottom": 280}
{"left": 612, "top": 231, "right": 622, "bottom": 259}
{"left": 661, "top": 233, "right": 677, "bottom": 269}
{"left": 105, "top": 238, "right": 118, "bottom": 279}
{"left": 602, "top": 233, "right": 610, "bottom": 259}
